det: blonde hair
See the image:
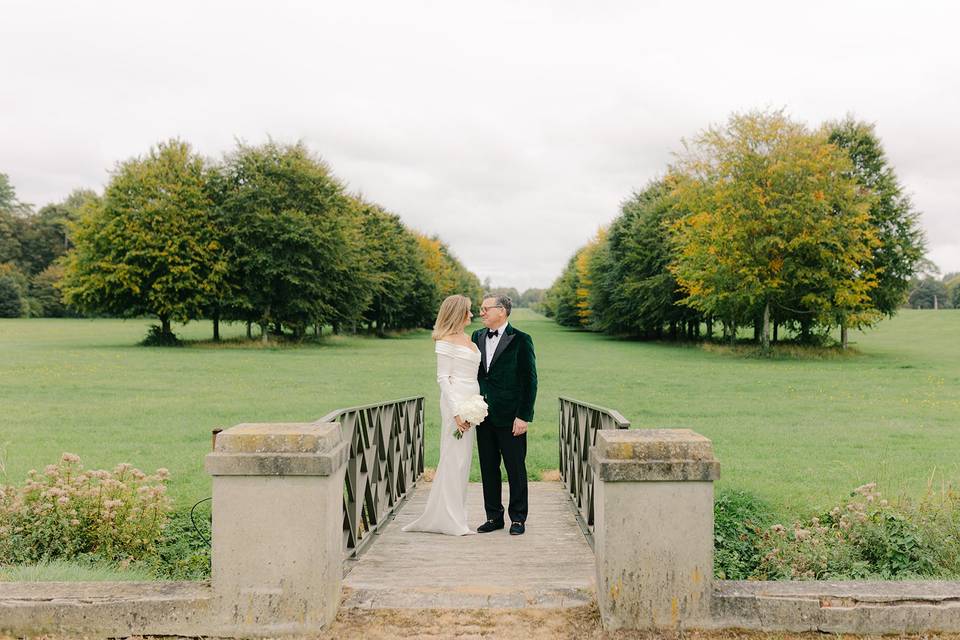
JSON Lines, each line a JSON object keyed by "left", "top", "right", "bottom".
{"left": 432, "top": 295, "right": 472, "bottom": 340}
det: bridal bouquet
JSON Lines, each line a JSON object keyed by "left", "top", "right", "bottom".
{"left": 453, "top": 394, "right": 488, "bottom": 439}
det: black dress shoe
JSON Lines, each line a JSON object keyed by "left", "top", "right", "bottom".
{"left": 477, "top": 519, "right": 504, "bottom": 533}
{"left": 509, "top": 522, "right": 525, "bottom": 535}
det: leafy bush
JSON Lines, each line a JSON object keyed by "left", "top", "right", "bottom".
{"left": 755, "top": 483, "right": 960, "bottom": 580}
{"left": 149, "top": 503, "right": 211, "bottom": 579}
{"left": 714, "top": 489, "right": 773, "bottom": 579}
{"left": 0, "top": 454, "right": 172, "bottom": 566}
{"left": 140, "top": 324, "right": 181, "bottom": 346}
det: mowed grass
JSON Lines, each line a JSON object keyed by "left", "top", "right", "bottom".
{"left": 1, "top": 309, "right": 958, "bottom": 520}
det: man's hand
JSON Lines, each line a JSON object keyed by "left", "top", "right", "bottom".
{"left": 455, "top": 415, "right": 471, "bottom": 433}
{"left": 512, "top": 418, "right": 528, "bottom": 437}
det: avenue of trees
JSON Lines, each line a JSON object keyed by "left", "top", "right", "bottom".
{"left": 1, "top": 140, "right": 482, "bottom": 342}
{"left": 544, "top": 111, "right": 929, "bottom": 349}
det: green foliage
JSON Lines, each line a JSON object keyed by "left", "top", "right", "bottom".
{"left": 550, "top": 111, "right": 928, "bottom": 347}
{"left": 0, "top": 272, "right": 27, "bottom": 317}
{"left": 0, "top": 557, "right": 157, "bottom": 582}
{"left": 755, "top": 483, "right": 960, "bottom": 580}
{"left": 713, "top": 489, "right": 773, "bottom": 579}
{"left": 59, "top": 140, "right": 226, "bottom": 338}
{"left": 908, "top": 276, "right": 949, "bottom": 309}
{"left": 591, "top": 180, "right": 699, "bottom": 337}
{"left": 29, "top": 264, "right": 71, "bottom": 317}
{"left": 0, "top": 454, "right": 172, "bottom": 566}
{"left": 543, "top": 253, "right": 582, "bottom": 327}
{"left": 148, "top": 505, "right": 211, "bottom": 580}
{"left": 356, "top": 201, "right": 438, "bottom": 334}
{"left": 827, "top": 118, "right": 927, "bottom": 315}
{"left": 214, "top": 142, "right": 370, "bottom": 339}
{"left": 669, "top": 110, "right": 880, "bottom": 349}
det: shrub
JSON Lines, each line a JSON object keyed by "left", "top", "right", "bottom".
{"left": 149, "top": 503, "right": 211, "bottom": 579}
{"left": 0, "top": 454, "right": 172, "bottom": 566}
{"left": 714, "top": 489, "right": 773, "bottom": 579}
{"left": 755, "top": 483, "right": 960, "bottom": 580}
{"left": 141, "top": 324, "right": 181, "bottom": 346}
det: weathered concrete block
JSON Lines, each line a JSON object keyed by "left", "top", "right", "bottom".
{"left": 206, "top": 421, "right": 348, "bottom": 636}
{"left": 591, "top": 428, "right": 719, "bottom": 631}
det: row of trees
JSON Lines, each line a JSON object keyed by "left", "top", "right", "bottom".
{"left": 908, "top": 273, "right": 960, "bottom": 309}
{"left": 0, "top": 174, "right": 99, "bottom": 318}
{"left": 544, "top": 111, "right": 927, "bottom": 348}
{"left": 1, "top": 141, "right": 483, "bottom": 341}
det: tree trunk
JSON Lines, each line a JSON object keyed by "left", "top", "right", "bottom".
{"left": 729, "top": 319, "right": 736, "bottom": 346}
{"left": 753, "top": 318, "right": 761, "bottom": 343}
{"left": 332, "top": 322, "right": 340, "bottom": 335}
{"left": 761, "top": 301, "right": 770, "bottom": 352}
{"left": 260, "top": 322, "right": 269, "bottom": 344}
{"left": 800, "top": 318, "right": 811, "bottom": 344}
{"left": 377, "top": 319, "right": 385, "bottom": 338}
{"left": 160, "top": 315, "right": 172, "bottom": 337}
{"left": 706, "top": 318, "right": 713, "bottom": 339}
{"left": 773, "top": 320, "right": 779, "bottom": 343}
{"left": 841, "top": 320, "right": 848, "bottom": 350}
{"left": 212, "top": 312, "right": 220, "bottom": 342}
{"left": 246, "top": 321, "right": 252, "bottom": 340}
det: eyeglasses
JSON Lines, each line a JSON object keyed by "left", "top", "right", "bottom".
{"left": 479, "top": 305, "right": 504, "bottom": 312}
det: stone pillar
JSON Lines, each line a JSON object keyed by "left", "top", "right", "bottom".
{"left": 589, "top": 429, "right": 720, "bottom": 631}
{"left": 205, "top": 422, "right": 349, "bottom": 636}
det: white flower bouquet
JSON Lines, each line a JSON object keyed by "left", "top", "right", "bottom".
{"left": 453, "top": 394, "right": 488, "bottom": 439}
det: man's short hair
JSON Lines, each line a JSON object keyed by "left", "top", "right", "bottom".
{"left": 483, "top": 293, "right": 512, "bottom": 316}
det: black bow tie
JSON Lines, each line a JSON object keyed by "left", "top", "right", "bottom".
{"left": 487, "top": 330, "right": 499, "bottom": 339}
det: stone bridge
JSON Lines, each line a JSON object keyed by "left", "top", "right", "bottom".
{"left": 3, "top": 396, "right": 960, "bottom": 637}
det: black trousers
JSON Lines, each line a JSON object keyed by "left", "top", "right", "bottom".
{"left": 476, "top": 421, "right": 528, "bottom": 523}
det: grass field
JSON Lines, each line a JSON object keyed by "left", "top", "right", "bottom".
{"left": 1, "top": 309, "right": 958, "bottom": 520}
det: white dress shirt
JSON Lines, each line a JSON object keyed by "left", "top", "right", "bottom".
{"left": 484, "top": 321, "right": 509, "bottom": 369}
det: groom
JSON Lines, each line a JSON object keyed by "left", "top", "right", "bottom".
{"left": 472, "top": 294, "right": 538, "bottom": 535}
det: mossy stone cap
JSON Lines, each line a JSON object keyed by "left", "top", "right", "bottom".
{"left": 590, "top": 429, "right": 720, "bottom": 482}
{"left": 214, "top": 422, "right": 341, "bottom": 454}
{"left": 206, "top": 422, "right": 348, "bottom": 476}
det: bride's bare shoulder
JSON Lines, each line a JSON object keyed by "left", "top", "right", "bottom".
{"left": 436, "top": 335, "right": 476, "bottom": 350}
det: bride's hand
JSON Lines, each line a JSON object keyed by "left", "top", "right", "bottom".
{"left": 455, "top": 415, "right": 469, "bottom": 432}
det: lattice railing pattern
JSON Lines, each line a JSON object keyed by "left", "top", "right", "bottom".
{"left": 316, "top": 396, "right": 424, "bottom": 558}
{"left": 558, "top": 396, "right": 630, "bottom": 537}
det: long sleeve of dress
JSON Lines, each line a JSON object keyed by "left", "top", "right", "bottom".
{"left": 436, "top": 350, "right": 463, "bottom": 415}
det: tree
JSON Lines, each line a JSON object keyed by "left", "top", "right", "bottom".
{"left": 356, "top": 201, "right": 437, "bottom": 336}
{"left": 544, "top": 251, "right": 584, "bottom": 327}
{"left": 518, "top": 288, "right": 545, "bottom": 308}
{"left": 30, "top": 264, "right": 71, "bottom": 317}
{"left": 0, "top": 263, "right": 29, "bottom": 318}
{"left": 908, "top": 276, "right": 948, "bottom": 309}
{"left": 416, "top": 233, "right": 483, "bottom": 307}
{"left": 668, "top": 110, "right": 879, "bottom": 349}
{"left": 59, "top": 140, "right": 226, "bottom": 340}
{"left": 215, "top": 141, "right": 369, "bottom": 342}
{"left": 590, "top": 180, "right": 701, "bottom": 339}
{"left": 827, "top": 118, "right": 926, "bottom": 315}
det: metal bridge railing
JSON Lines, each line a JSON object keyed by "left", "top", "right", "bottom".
{"left": 558, "top": 396, "right": 630, "bottom": 544}
{"left": 316, "top": 396, "right": 425, "bottom": 558}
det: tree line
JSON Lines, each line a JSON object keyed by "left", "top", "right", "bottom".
{"left": 0, "top": 140, "right": 483, "bottom": 342}
{"left": 543, "top": 111, "right": 928, "bottom": 349}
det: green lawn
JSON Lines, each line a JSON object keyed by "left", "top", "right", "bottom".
{"left": 1, "top": 309, "right": 958, "bottom": 520}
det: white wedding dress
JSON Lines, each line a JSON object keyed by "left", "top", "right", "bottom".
{"left": 402, "top": 340, "right": 480, "bottom": 536}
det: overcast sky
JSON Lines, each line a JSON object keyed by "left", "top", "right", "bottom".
{"left": 2, "top": 1, "right": 957, "bottom": 290}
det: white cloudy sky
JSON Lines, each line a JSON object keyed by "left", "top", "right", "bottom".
{"left": 2, "top": 0, "right": 958, "bottom": 289}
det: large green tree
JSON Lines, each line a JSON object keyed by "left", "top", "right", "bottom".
{"left": 668, "top": 110, "right": 879, "bottom": 349}
{"left": 356, "top": 201, "right": 437, "bottom": 336}
{"left": 591, "top": 180, "right": 701, "bottom": 338}
{"left": 215, "top": 142, "right": 369, "bottom": 341}
{"left": 60, "top": 140, "right": 226, "bottom": 339}
{"left": 827, "top": 118, "right": 926, "bottom": 314}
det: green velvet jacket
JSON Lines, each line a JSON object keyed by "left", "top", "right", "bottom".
{"left": 471, "top": 324, "right": 538, "bottom": 427}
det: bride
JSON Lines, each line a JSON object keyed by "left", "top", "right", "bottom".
{"left": 402, "top": 294, "right": 480, "bottom": 536}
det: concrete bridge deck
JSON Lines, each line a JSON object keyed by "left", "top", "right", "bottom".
{"left": 342, "top": 481, "right": 596, "bottom": 609}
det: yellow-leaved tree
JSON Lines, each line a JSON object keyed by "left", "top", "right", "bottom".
{"left": 668, "top": 110, "right": 880, "bottom": 349}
